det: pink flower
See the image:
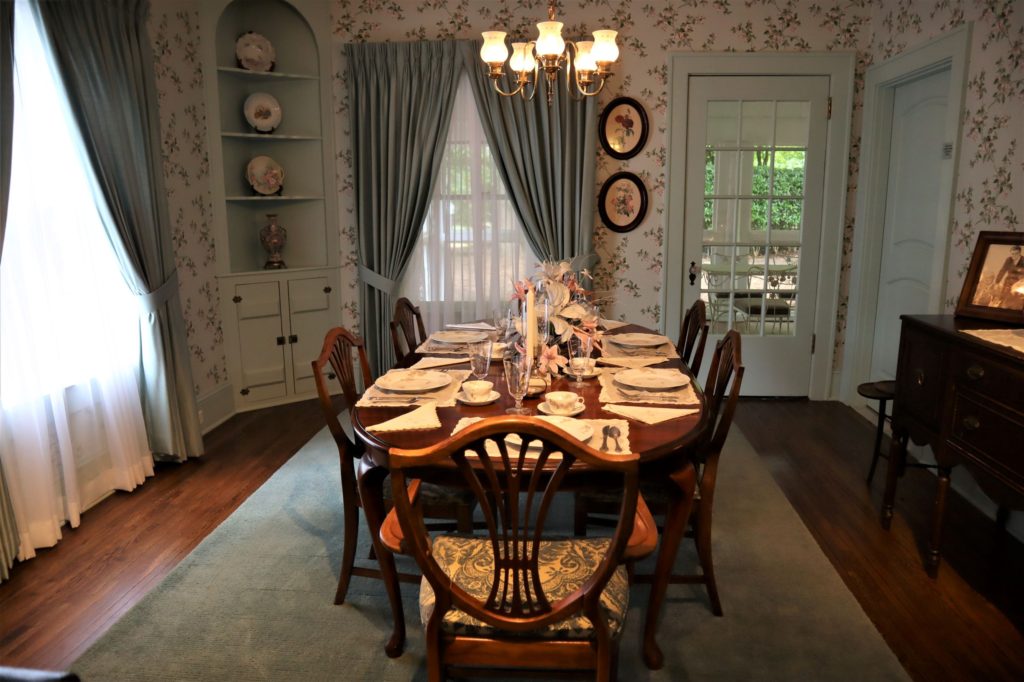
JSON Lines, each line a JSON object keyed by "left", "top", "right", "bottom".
{"left": 510, "top": 279, "right": 530, "bottom": 302}
{"left": 536, "top": 343, "right": 568, "bottom": 376}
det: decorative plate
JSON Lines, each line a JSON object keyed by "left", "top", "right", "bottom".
{"left": 243, "top": 92, "right": 282, "bottom": 133}
{"left": 537, "top": 415, "right": 594, "bottom": 442}
{"left": 430, "top": 330, "right": 489, "bottom": 345}
{"left": 613, "top": 368, "right": 690, "bottom": 391}
{"left": 537, "top": 402, "right": 587, "bottom": 418}
{"left": 599, "top": 97, "right": 649, "bottom": 160}
{"left": 375, "top": 370, "right": 452, "bottom": 394}
{"left": 235, "top": 31, "right": 275, "bottom": 72}
{"left": 607, "top": 333, "right": 667, "bottom": 348}
{"left": 598, "top": 171, "right": 648, "bottom": 233}
{"left": 245, "top": 155, "right": 284, "bottom": 195}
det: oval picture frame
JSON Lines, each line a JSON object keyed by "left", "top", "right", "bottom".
{"left": 599, "top": 97, "right": 648, "bottom": 160}
{"left": 598, "top": 172, "right": 648, "bottom": 233}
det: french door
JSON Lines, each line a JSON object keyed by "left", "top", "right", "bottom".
{"left": 684, "top": 76, "right": 829, "bottom": 395}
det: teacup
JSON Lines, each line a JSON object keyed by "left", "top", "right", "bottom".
{"left": 546, "top": 391, "right": 584, "bottom": 415}
{"left": 569, "top": 357, "right": 596, "bottom": 375}
{"left": 462, "top": 380, "right": 494, "bottom": 401}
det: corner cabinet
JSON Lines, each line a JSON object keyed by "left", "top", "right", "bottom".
{"left": 200, "top": 0, "right": 339, "bottom": 410}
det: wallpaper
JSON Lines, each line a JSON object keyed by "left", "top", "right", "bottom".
{"left": 150, "top": 0, "right": 1021, "bottom": 398}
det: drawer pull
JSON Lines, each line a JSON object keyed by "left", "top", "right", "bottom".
{"left": 966, "top": 364, "right": 985, "bottom": 380}
{"left": 962, "top": 415, "right": 981, "bottom": 431}
{"left": 913, "top": 369, "right": 925, "bottom": 387}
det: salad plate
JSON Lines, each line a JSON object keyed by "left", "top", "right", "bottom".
{"left": 235, "top": 31, "right": 275, "bottom": 72}
{"left": 430, "top": 330, "right": 489, "bottom": 345}
{"left": 243, "top": 92, "right": 282, "bottom": 133}
{"left": 246, "top": 155, "right": 285, "bottom": 195}
{"left": 613, "top": 368, "right": 689, "bottom": 391}
{"left": 375, "top": 369, "right": 452, "bottom": 394}
{"left": 607, "top": 333, "right": 668, "bottom": 348}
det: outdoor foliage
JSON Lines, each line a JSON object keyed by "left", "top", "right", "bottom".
{"left": 704, "top": 150, "right": 805, "bottom": 232}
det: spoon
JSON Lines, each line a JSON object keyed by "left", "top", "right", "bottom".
{"left": 600, "top": 425, "right": 610, "bottom": 451}
{"left": 608, "top": 425, "right": 623, "bottom": 452}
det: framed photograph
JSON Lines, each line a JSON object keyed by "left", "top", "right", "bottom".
{"left": 598, "top": 172, "right": 648, "bottom": 233}
{"left": 955, "top": 231, "right": 1024, "bottom": 323}
{"left": 599, "top": 97, "right": 648, "bottom": 160}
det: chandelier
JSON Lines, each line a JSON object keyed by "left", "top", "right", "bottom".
{"left": 479, "top": 1, "right": 620, "bottom": 105}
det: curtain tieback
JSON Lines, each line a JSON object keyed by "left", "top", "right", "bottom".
{"left": 358, "top": 265, "right": 398, "bottom": 297}
{"left": 140, "top": 271, "right": 179, "bottom": 313}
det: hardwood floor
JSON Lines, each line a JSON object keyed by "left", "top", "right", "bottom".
{"left": 1, "top": 398, "right": 1021, "bottom": 680}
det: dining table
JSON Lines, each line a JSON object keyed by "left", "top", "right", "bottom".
{"left": 351, "top": 323, "right": 709, "bottom": 670}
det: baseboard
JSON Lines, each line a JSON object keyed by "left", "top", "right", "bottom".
{"left": 197, "top": 383, "right": 235, "bottom": 434}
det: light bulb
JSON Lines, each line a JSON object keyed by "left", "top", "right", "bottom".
{"left": 573, "top": 41, "right": 597, "bottom": 73}
{"left": 591, "top": 30, "right": 619, "bottom": 64}
{"left": 509, "top": 42, "right": 536, "bottom": 73}
{"left": 535, "top": 21, "right": 565, "bottom": 58}
{"left": 480, "top": 31, "right": 509, "bottom": 65}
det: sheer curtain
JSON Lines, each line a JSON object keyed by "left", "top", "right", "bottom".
{"left": 0, "top": 1, "right": 151, "bottom": 560}
{"left": 399, "top": 74, "right": 537, "bottom": 333}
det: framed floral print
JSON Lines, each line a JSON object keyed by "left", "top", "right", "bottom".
{"left": 599, "top": 97, "right": 648, "bottom": 160}
{"left": 955, "top": 231, "right": 1024, "bottom": 323}
{"left": 598, "top": 172, "right": 648, "bottom": 233}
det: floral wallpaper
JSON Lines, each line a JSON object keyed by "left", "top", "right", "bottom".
{"left": 150, "top": 0, "right": 1021, "bottom": 397}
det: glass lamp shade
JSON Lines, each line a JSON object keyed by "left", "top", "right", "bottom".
{"left": 535, "top": 21, "right": 565, "bottom": 57}
{"left": 573, "top": 41, "right": 597, "bottom": 73}
{"left": 591, "top": 30, "right": 619, "bottom": 64}
{"left": 509, "top": 42, "right": 537, "bottom": 73}
{"left": 480, "top": 31, "right": 510, "bottom": 65}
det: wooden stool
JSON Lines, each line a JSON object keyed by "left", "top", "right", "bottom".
{"left": 858, "top": 380, "right": 896, "bottom": 485}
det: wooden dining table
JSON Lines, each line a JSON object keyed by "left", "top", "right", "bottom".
{"left": 351, "top": 323, "right": 709, "bottom": 670}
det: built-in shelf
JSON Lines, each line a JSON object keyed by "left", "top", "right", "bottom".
{"left": 226, "top": 195, "right": 323, "bottom": 202}
{"left": 222, "top": 132, "right": 322, "bottom": 141}
{"left": 217, "top": 66, "right": 317, "bottom": 80}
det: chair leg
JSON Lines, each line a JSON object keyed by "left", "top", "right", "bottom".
{"left": 866, "top": 398, "right": 887, "bottom": 485}
{"left": 456, "top": 502, "right": 474, "bottom": 533}
{"left": 693, "top": 505, "right": 722, "bottom": 616}
{"left": 573, "top": 492, "right": 588, "bottom": 537}
{"left": 334, "top": 498, "right": 360, "bottom": 605}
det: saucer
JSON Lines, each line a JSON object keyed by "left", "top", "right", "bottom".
{"left": 565, "top": 368, "right": 600, "bottom": 380}
{"left": 537, "top": 401, "right": 585, "bottom": 417}
{"left": 456, "top": 390, "right": 500, "bottom": 406}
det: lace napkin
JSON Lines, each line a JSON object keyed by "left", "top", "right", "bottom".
{"left": 602, "top": 404, "right": 699, "bottom": 425}
{"left": 410, "top": 355, "right": 470, "bottom": 370}
{"left": 961, "top": 329, "right": 1024, "bottom": 354}
{"left": 450, "top": 417, "right": 631, "bottom": 455}
{"left": 601, "top": 334, "right": 679, "bottom": 360}
{"left": 598, "top": 370, "right": 699, "bottom": 406}
{"left": 357, "top": 369, "right": 471, "bottom": 408}
{"left": 365, "top": 403, "right": 442, "bottom": 433}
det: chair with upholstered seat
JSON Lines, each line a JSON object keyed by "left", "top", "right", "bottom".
{"left": 379, "top": 416, "right": 658, "bottom": 682}
{"left": 312, "top": 327, "right": 474, "bottom": 606}
{"left": 676, "top": 299, "right": 709, "bottom": 376}
{"left": 389, "top": 297, "right": 428, "bottom": 364}
{"left": 574, "top": 331, "right": 744, "bottom": 617}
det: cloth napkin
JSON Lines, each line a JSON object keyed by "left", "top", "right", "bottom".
{"left": 415, "top": 339, "right": 506, "bottom": 357}
{"left": 450, "top": 417, "right": 631, "bottom": 455}
{"left": 365, "top": 402, "right": 442, "bottom": 433}
{"left": 598, "top": 370, "right": 699, "bottom": 406}
{"left": 410, "top": 355, "right": 470, "bottom": 370}
{"left": 357, "top": 369, "right": 471, "bottom": 408}
{"left": 600, "top": 318, "right": 630, "bottom": 331}
{"left": 602, "top": 404, "right": 699, "bottom": 425}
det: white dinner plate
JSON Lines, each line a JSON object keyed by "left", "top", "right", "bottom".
{"left": 537, "top": 415, "right": 594, "bottom": 442}
{"left": 456, "top": 390, "right": 500, "bottom": 406}
{"left": 430, "top": 330, "right": 489, "bottom": 345}
{"left": 613, "top": 368, "right": 690, "bottom": 391}
{"left": 607, "top": 333, "right": 669, "bottom": 348}
{"left": 243, "top": 92, "right": 282, "bottom": 133}
{"left": 246, "top": 155, "right": 284, "bottom": 195}
{"left": 235, "top": 31, "right": 275, "bottom": 72}
{"left": 537, "top": 402, "right": 586, "bottom": 418}
{"left": 375, "top": 369, "right": 451, "bottom": 394}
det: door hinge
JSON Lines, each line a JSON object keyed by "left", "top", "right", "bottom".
{"left": 826, "top": 97, "right": 832, "bottom": 120}
{"left": 811, "top": 333, "right": 817, "bottom": 354}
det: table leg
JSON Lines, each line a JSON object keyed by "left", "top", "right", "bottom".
{"left": 926, "top": 465, "right": 952, "bottom": 577}
{"left": 642, "top": 463, "right": 697, "bottom": 670}
{"left": 357, "top": 456, "right": 406, "bottom": 658}
{"left": 880, "top": 429, "right": 906, "bottom": 530}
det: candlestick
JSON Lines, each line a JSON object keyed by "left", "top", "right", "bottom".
{"left": 526, "top": 282, "right": 537, "bottom": 365}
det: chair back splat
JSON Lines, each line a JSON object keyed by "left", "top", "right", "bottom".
{"left": 677, "top": 299, "right": 709, "bottom": 376}
{"left": 390, "top": 297, "right": 428, "bottom": 364}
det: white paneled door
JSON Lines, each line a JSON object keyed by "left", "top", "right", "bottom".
{"left": 684, "top": 76, "right": 829, "bottom": 395}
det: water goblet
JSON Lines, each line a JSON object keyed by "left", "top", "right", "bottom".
{"left": 568, "top": 334, "right": 593, "bottom": 388}
{"left": 503, "top": 352, "right": 533, "bottom": 415}
{"left": 469, "top": 339, "right": 493, "bottom": 380}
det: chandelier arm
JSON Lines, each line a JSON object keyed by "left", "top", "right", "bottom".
{"left": 492, "top": 76, "right": 527, "bottom": 98}
{"left": 524, "top": 59, "right": 540, "bottom": 101}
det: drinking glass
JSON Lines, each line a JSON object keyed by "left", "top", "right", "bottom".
{"left": 503, "top": 352, "right": 533, "bottom": 415}
{"left": 469, "top": 339, "right": 493, "bottom": 380}
{"left": 568, "top": 334, "right": 593, "bottom": 388}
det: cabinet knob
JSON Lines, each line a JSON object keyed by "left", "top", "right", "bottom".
{"left": 913, "top": 369, "right": 925, "bottom": 387}
{"left": 962, "top": 415, "right": 981, "bottom": 431}
{"left": 289, "top": 334, "right": 298, "bottom": 344}
{"left": 966, "top": 364, "right": 985, "bottom": 380}
{"left": 232, "top": 295, "right": 242, "bottom": 303}
{"left": 240, "top": 388, "right": 250, "bottom": 396}
{"left": 327, "top": 372, "right": 336, "bottom": 380}
{"left": 323, "top": 286, "right": 332, "bottom": 294}
{"left": 276, "top": 336, "right": 286, "bottom": 346}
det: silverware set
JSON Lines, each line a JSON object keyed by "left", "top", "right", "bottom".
{"left": 613, "top": 385, "right": 685, "bottom": 404}
{"left": 599, "top": 425, "right": 623, "bottom": 452}
{"left": 611, "top": 346, "right": 669, "bottom": 357}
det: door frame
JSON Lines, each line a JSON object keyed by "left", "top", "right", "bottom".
{"left": 663, "top": 53, "right": 855, "bottom": 399}
{"left": 839, "top": 26, "right": 971, "bottom": 407}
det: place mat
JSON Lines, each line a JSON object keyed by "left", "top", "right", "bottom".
{"left": 356, "top": 369, "right": 471, "bottom": 408}
{"left": 598, "top": 369, "right": 699, "bottom": 406}
{"left": 451, "top": 417, "right": 631, "bottom": 455}
{"left": 596, "top": 356, "right": 669, "bottom": 369}
{"left": 602, "top": 403, "right": 699, "bottom": 425}
{"left": 410, "top": 355, "right": 470, "bottom": 370}
{"left": 961, "top": 328, "right": 1024, "bottom": 354}
{"left": 415, "top": 339, "right": 506, "bottom": 357}
{"left": 365, "top": 403, "right": 441, "bottom": 433}
{"left": 601, "top": 334, "right": 679, "bottom": 360}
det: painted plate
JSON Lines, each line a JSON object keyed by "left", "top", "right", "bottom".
{"left": 537, "top": 415, "right": 594, "bottom": 442}
{"left": 430, "top": 330, "right": 489, "bottom": 345}
{"left": 243, "top": 92, "right": 282, "bottom": 132}
{"left": 613, "top": 368, "right": 689, "bottom": 391}
{"left": 235, "top": 32, "right": 275, "bottom": 72}
{"left": 375, "top": 370, "right": 452, "bottom": 394}
{"left": 607, "top": 332, "right": 668, "bottom": 348}
{"left": 245, "top": 155, "right": 284, "bottom": 195}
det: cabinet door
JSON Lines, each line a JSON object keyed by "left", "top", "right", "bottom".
{"left": 234, "top": 281, "right": 287, "bottom": 402}
{"left": 287, "top": 276, "right": 333, "bottom": 395}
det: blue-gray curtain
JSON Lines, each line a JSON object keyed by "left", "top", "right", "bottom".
{"left": 35, "top": 0, "right": 203, "bottom": 462}
{"left": 458, "top": 42, "right": 597, "bottom": 266}
{"left": 0, "top": 0, "right": 18, "bottom": 583}
{"left": 347, "top": 40, "right": 463, "bottom": 375}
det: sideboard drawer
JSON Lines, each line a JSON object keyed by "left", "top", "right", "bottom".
{"left": 949, "top": 391, "right": 1024, "bottom": 489}
{"left": 896, "top": 323, "right": 948, "bottom": 428}
{"left": 952, "top": 350, "right": 1024, "bottom": 415}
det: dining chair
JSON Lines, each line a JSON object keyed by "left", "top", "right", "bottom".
{"left": 574, "top": 330, "right": 744, "bottom": 617}
{"left": 312, "top": 327, "right": 475, "bottom": 606}
{"left": 389, "top": 297, "right": 428, "bottom": 364}
{"left": 378, "top": 416, "right": 658, "bottom": 682}
{"left": 676, "top": 299, "right": 709, "bottom": 376}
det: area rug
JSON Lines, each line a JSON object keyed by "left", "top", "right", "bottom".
{"left": 73, "top": 426, "right": 909, "bottom": 681}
